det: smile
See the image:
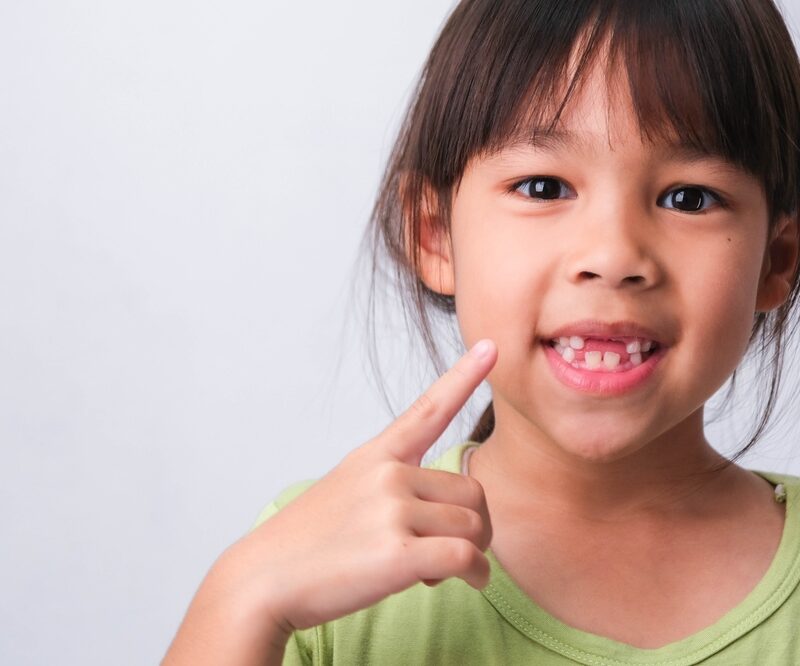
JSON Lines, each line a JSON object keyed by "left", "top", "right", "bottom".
{"left": 549, "top": 336, "right": 657, "bottom": 371}
{"left": 542, "top": 335, "right": 667, "bottom": 396}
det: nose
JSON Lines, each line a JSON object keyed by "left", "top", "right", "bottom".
{"left": 565, "top": 197, "right": 661, "bottom": 289}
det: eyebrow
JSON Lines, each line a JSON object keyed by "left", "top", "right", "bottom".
{"left": 498, "top": 129, "right": 742, "bottom": 173}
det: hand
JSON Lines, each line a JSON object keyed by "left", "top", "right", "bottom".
{"left": 235, "top": 338, "right": 498, "bottom": 634}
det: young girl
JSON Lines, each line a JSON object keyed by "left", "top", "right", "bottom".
{"left": 163, "top": 0, "right": 800, "bottom": 663}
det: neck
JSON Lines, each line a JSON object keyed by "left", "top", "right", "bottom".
{"left": 471, "top": 404, "right": 733, "bottom": 524}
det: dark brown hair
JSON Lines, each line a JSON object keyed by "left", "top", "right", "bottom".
{"left": 360, "top": 0, "right": 800, "bottom": 464}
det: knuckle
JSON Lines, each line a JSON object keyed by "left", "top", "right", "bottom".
{"left": 450, "top": 362, "right": 470, "bottom": 382}
{"left": 449, "top": 539, "right": 477, "bottom": 570}
{"left": 373, "top": 461, "right": 406, "bottom": 489}
{"left": 465, "top": 476, "right": 486, "bottom": 505}
{"left": 384, "top": 497, "right": 412, "bottom": 529}
{"left": 463, "top": 509, "right": 483, "bottom": 541}
{"left": 409, "top": 392, "right": 438, "bottom": 421}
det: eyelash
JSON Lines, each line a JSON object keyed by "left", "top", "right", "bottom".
{"left": 507, "top": 176, "right": 729, "bottom": 214}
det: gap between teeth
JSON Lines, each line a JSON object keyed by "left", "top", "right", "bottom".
{"left": 556, "top": 336, "right": 653, "bottom": 352}
{"left": 552, "top": 336, "right": 654, "bottom": 370}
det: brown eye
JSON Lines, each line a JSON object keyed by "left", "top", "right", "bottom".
{"left": 514, "top": 177, "right": 572, "bottom": 200}
{"left": 661, "top": 186, "right": 722, "bottom": 213}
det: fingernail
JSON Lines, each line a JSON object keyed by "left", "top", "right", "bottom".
{"left": 470, "top": 339, "right": 492, "bottom": 359}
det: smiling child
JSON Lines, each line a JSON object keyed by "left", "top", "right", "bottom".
{"left": 164, "top": 1, "right": 800, "bottom": 664}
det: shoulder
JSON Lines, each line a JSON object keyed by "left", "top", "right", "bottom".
{"left": 751, "top": 468, "right": 800, "bottom": 504}
{"left": 752, "top": 469, "right": 800, "bottom": 485}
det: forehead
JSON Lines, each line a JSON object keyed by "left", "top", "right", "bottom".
{"left": 477, "top": 58, "right": 743, "bottom": 175}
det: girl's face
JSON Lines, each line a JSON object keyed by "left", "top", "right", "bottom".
{"left": 422, "top": 63, "right": 796, "bottom": 463}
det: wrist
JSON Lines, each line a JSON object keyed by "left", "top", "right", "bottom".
{"left": 163, "top": 546, "right": 292, "bottom": 666}
{"left": 210, "top": 542, "right": 295, "bottom": 641}
{"left": 212, "top": 538, "right": 294, "bottom": 645}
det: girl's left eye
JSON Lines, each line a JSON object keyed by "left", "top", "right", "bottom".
{"left": 659, "top": 186, "right": 724, "bottom": 213}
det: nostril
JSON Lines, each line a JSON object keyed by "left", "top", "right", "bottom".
{"left": 576, "top": 271, "right": 648, "bottom": 285}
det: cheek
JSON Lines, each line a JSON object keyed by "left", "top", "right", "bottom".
{"left": 454, "top": 261, "right": 540, "bottom": 350}
{"left": 685, "top": 242, "right": 764, "bottom": 376}
{"left": 451, "top": 229, "right": 548, "bottom": 351}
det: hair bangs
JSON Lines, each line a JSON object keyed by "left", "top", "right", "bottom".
{"left": 612, "top": 0, "right": 798, "bottom": 219}
{"left": 448, "top": 1, "right": 798, "bottom": 222}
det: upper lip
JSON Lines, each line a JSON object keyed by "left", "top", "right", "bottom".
{"left": 544, "top": 319, "right": 670, "bottom": 345}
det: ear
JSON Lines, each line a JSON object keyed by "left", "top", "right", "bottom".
{"left": 401, "top": 174, "right": 455, "bottom": 296}
{"left": 755, "top": 212, "right": 800, "bottom": 312}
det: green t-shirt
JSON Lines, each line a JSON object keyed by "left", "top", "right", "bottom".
{"left": 252, "top": 442, "right": 800, "bottom": 665}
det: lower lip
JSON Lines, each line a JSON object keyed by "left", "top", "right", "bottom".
{"left": 542, "top": 342, "right": 667, "bottom": 396}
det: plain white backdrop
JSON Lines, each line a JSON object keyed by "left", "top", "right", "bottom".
{"left": 2, "top": 1, "right": 800, "bottom": 664}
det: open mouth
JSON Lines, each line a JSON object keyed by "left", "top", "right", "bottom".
{"left": 545, "top": 335, "right": 661, "bottom": 373}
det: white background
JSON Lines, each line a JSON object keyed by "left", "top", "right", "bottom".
{"left": 2, "top": 2, "right": 800, "bottom": 664}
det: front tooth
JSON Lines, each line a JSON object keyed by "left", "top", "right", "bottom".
{"left": 603, "top": 352, "right": 621, "bottom": 369}
{"left": 559, "top": 337, "right": 570, "bottom": 347}
{"left": 630, "top": 352, "right": 643, "bottom": 366}
{"left": 642, "top": 340, "right": 653, "bottom": 352}
{"left": 585, "top": 351, "right": 602, "bottom": 369}
{"left": 562, "top": 346, "right": 576, "bottom": 363}
{"left": 626, "top": 340, "right": 641, "bottom": 354}
{"left": 569, "top": 336, "right": 585, "bottom": 350}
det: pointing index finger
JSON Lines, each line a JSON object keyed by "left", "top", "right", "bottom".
{"left": 384, "top": 339, "right": 497, "bottom": 464}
